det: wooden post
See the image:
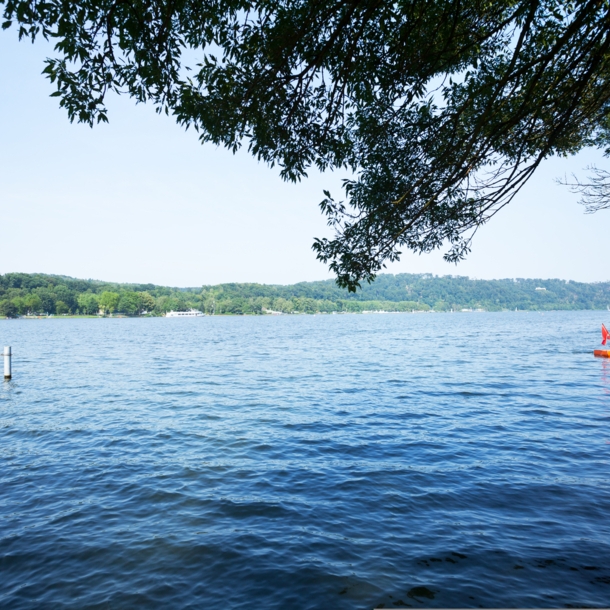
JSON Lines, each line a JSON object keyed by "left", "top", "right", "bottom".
{"left": 4, "top": 346, "right": 11, "bottom": 380}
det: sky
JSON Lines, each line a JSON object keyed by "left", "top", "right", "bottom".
{"left": 1, "top": 32, "right": 609, "bottom": 287}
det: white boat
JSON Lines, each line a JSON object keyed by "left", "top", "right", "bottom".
{"left": 166, "top": 309, "right": 204, "bottom": 317}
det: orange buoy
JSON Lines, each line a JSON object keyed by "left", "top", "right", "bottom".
{"left": 594, "top": 350, "right": 610, "bottom": 358}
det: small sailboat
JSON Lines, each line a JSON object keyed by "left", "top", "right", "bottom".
{"left": 594, "top": 324, "right": 610, "bottom": 357}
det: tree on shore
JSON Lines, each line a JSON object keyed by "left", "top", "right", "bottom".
{"left": 0, "top": 300, "right": 17, "bottom": 318}
{"left": 117, "top": 291, "right": 141, "bottom": 316}
{"left": 98, "top": 291, "right": 120, "bottom": 315}
{"left": 25, "top": 294, "right": 43, "bottom": 315}
{"left": 77, "top": 292, "right": 99, "bottom": 315}
{"left": 55, "top": 301, "right": 69, "bottom": 315}
{"left": 3, "top": 1, "right": 610, "bottom": 289}
{"left": 139, "top": 292, "right": 156, "bottom": 314}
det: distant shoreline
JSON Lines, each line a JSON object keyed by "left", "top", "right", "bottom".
{"left": 2, "top": 272, "right": 609, "bottom": 318}
{"left": 0, "top": 309, "right": 597, "bottom": 321}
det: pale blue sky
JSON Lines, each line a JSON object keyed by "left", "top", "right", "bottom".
{"left": 1, "top": 32, "right": 609, "bottom": 287}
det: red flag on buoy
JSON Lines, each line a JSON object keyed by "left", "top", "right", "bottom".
{"left": 602, "top": 324, "right": 609, "bottom": 345}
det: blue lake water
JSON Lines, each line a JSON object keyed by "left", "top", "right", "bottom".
{"left": 1, "top": 311, "right": 609, "bottom": 609}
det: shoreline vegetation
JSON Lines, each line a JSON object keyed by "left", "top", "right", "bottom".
{"left": 1, "top": 272, "right": 609, "bottom": 318}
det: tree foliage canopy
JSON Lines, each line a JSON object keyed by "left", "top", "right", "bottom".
{"left": 3, "top": 0, "right": 610, "bottom": 289}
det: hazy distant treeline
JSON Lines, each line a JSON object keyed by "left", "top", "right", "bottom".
{"left": 1, "top": 273, "right": 609, "bottom": 317}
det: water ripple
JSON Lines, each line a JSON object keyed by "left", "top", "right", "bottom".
{"left": 1, "top": 312, "right": 610, "bottom": 608}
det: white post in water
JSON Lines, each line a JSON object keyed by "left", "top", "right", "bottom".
{"left": 4, "top": 346, "right": 11, "bottom": 380}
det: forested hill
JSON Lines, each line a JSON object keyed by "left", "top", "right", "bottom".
{"left": 1, "top": 273, "right": 609, "bottom": 317}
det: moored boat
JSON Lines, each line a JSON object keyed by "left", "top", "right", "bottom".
{"left": 166, "top": 309, "right": 204, "bottom": 317}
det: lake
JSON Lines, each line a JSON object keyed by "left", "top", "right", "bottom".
{"left": 1, "top": 311, "right": 609, "bottom": 608}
